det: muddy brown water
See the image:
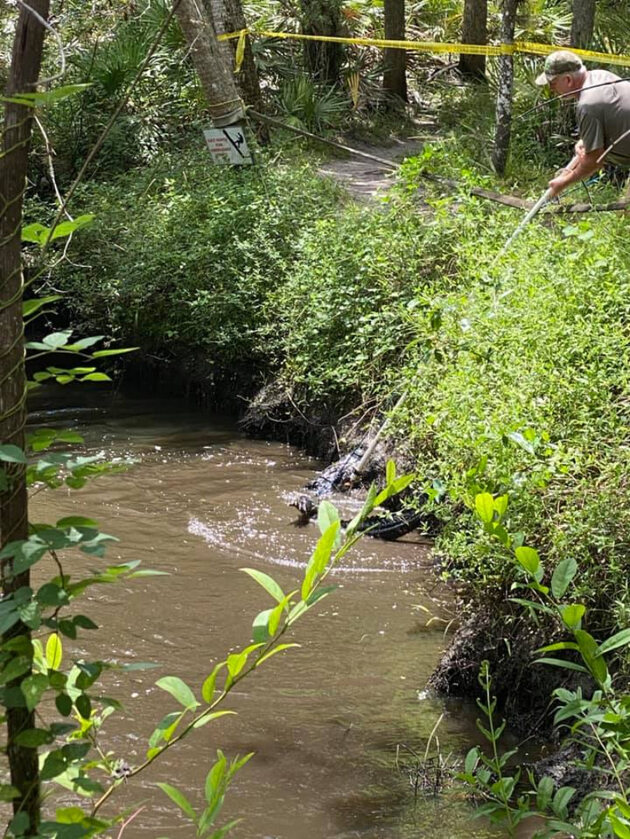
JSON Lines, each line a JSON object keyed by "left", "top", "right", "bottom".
{"left": 29, "top": 389, "right": 501, "bottom": 838}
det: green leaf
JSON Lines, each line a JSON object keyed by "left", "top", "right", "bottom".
{"left": 57, "top": 516, "right": 98, "bottom": 529}
{"left": 373, "top": 473, "right": 414, "bottom": 506}
{"left": 21, "top": 673, "right": 48, "bottom": 711}
{"left": 536, "top": 641, "right": 580, "bottom": 654}
{"left": 0, "top": 655, "right": 31, "bottom": 686}
{"left": 0, "top": 785, "right": 20, "bottom": 802}
{"left": 474, "top": 493, "right": 495, "bottom": 524}
{"left": 62, "top": 336, "right": 103, "bottom": 351}
{"left": 192, "top": 710, "right": 236, "bottom": 729}
{"left": 149, "top": 711, "right": 184, "bottom": 748}
{"left": 23, "top": 295, "right": 62, "bottom": 318}
{"left": 13, "top": 83, "right": 92, "bottom": 108}
{"left": 156, "top": 676, "right": 199, "bottom": 710}
{"left": 46, "top": 634, "right": 63, "bottom": 670}
{"left": 596, "top": 628, "right": 630, "bottom": 657}
{"left": 201, "top": 662, "right": 226, "bottom": 703}
{"left": 91, "top": 347, "right": 139, "bottom": 358}
{"left": 256, "top": 643, "right": 300, "bottom": 667}
{"left": 225, "top": 644, "right": 264, "bottom": 683}
{"left": 317, "top": 500, "right": 340, "bottom": 537}
{"left": 302, "top": 520, "right": 341, "bottom": 580}
{"left": 0, "top": 445, "right": 27, "bottom": 464}
{"left": 552, "top": 787, "right": 576, "bottom": 818}
{"left": 575, "top": 629, "right": 608, "bottom": 685}
{"left": 59, "top": 620, "right": 77, "bottom": 639}
{"left": 80, "top": 372, "right": 111, "bottom": 382}
{"left": 561, "top": 603, "right": 586, "bottom": 630}
{"left": 534, "top": 658, "right": 589, "bottom": 673}
{"left": 206, "top": 819, "right": 241, "bottom": 839}
{"left": 346, "top": 483, "right": 378, "bottom": 533}
{"left": 268, "top": 593, "right": 292, "bottom": 636}
{"left": 42, "top": 331, "right": 72, "bottom": 349}
{"left": 507, "top": 431, "right": 535, "bottom": 455}
{"left": 75, "top": 693, "right": 91, "bottom": 720}
{"left": 56, "top": 694, "right": 73, "bottom": 716}
{"left": 514, "top": 546, "right": 542, "bottom": 581}
{"left": 536, "top": 775, "right": 554, "bottom": 811}
{"left": 21, "top": 222, "right": 49, "bottom": 244}
{"left": 49, "top": 214, "right": 95, "bottom": 242}
{"left": 493, "top": 494, "right": 508, "bottom": 518}
{"left": 240, "top": 568, "right": 284, "bottom": 603}
{"left": 251, "top": 609, "right": 272, "bottom": 643}
{"left": 15, "top": 728, "right": 52, "bottom": 747}
{"left": 9, "top": 813, "right": 30, "bottom": 836}
{"left": 509, "top": 597, "right": 555, "bottom": 616}
{"left": 464, "top": 747, "right": 480, "bottom": 775}
{"left": 37, "top": 583, "right": 69, "bottom": 607}
{"left": 551, "top": 558, "right": 578, "bottom": 600}
{"left": 156, "top": 782, "right": 196, "bottom": 819}
{"left": 76, "top": 661, "right": 102, "bottom": 690}
{"left": 73, "top": 615, "right": 98, "bottom": 630}
{"left": 609, "top": 811, "right": 630, "bottom": 839}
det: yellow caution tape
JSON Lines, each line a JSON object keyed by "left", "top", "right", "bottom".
{"left": 217, "top": 28, "right": 630, "bottom": 68}
{"left": 234, "top": 29, "right": 247, "bottom": 73}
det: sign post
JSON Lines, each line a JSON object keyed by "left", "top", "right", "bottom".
{"left": 203, "top": 125, "right": 253, "bottom": 165}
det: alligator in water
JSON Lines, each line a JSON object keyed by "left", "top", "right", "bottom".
{"left": 287, "top": 447, "right": 439, "bottom": 540}
{"left": 304, "top": 447, "right": 365, "bottom": 497}
{"left": 288, "top": 492, "right": 434, "bottom": 540}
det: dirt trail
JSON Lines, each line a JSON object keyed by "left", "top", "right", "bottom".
{"left": 317, "top": 137, "right": 425, "bottom": 201}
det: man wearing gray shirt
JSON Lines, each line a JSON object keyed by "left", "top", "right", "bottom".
{"left": 535, "top": 50, "right": 630, "bottom": 197}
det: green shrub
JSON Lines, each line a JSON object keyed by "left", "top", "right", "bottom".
{"left": 50, "top": 144, "right": 341, "bottom": 371}
{"left": 266, "top": 172, "right": 630, "bottom": 630}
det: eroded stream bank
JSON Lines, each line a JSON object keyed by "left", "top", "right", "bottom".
{"left": 29, "top": 388, "right": 504, "bottom": 838}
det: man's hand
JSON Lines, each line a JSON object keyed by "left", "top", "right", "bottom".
{"left": 548, "top": 173, "right": 569, "bottom": 197}
{"left": 548, "top": 147, "right": 603, "bottom": 197}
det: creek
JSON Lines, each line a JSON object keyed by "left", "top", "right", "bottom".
{"left": 30, "top": 388, "right": 500, "bottom": 839}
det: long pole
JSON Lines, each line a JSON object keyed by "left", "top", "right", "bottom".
{"left": 498, "top": 153, "right": 581, "bottom": 257}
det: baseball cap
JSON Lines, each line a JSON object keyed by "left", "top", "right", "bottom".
{"left": 535, "top": 50, "right": 585, "bottom": 85}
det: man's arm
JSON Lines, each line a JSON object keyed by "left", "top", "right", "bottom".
{"left": 548, "top": 147, "right": 603, "bottom": 197}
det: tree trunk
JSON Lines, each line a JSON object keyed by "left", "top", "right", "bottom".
{"left": 175, "top": 0, "right": 244, "bottom": 125}
{"left": 201, "top": 0, "right": 269, "bottom": 140}
{"left": 492, "top": 0, "right": 519, "bottom": 174}
{"left": 0, "top": 3, "right": 50, "bottom": 833}
{"left": 458, "top": 0, "right": 488, "bottom": 80}
{"left": 300, "top": 0, "right": 343, "bottom": 85}
{"left": 570, "top": 0, "right": 596, "bottom": 49}
{"left": 383, "top": 0, "right": 407, "bottom": 103}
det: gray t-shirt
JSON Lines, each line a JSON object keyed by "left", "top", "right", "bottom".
{"left": 577, "top": 68, "right": 630, "bottom": 166}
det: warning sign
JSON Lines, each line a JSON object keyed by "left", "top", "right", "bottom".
{"left": 203, "top": 126, "right": 253, "bottom": 165}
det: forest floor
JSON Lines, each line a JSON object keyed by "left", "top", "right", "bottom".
{"left": 317, "top": 136, "right": 424, "bottom": 200}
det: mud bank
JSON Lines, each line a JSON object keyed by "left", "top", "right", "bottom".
{"left": 428, "top": 600, "right": 594, "bottom": 736}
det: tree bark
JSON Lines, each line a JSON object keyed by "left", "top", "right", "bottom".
{"left": 0, "top": 4, "right": 50, "bottom": 833}
{"left": 382, "top": 0, "right": 407, "bottom": 103}
{"left": 175, "top": 0, "right": 244, "bottom": 125}
{"left": 200, "top": 0, "right": 269, "bottom": 140}
{"left": 458, "top": 0, "right": 488, "bottom": 80}
{"left": 570, "top": 0, "right": 596, "bottom": 49}
{"left": 492, "top": 0, "right": 519, "bottom": 174}
{"left": 300, "top": 0, "right": 343, "bottom": 84}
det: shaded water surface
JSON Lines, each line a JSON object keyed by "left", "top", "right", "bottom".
{"left": 30, "top": 391, "right": 491, "bottom": 838}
